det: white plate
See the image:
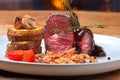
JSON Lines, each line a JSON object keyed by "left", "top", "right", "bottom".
{"left": 0, "top": 34, "right": 120, "bottom": 76}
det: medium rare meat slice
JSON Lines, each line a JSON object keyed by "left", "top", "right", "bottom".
{"left": 46, "top": 33, "right": 73, "bottom": 53}
{"left": 45, "top": 12, "right": 95, "bottom": 55}
{"left": 45, "top": 12, "right": 72, "bottom": 38}
{"left": 45, "top": 12, "right": 74, "bottom": 53}
{"left": 73, "top": 28, "right": 95, "bottom": 55}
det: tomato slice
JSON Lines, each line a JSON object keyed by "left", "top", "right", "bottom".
{"left": 6, "top": 49, "right": 35, "bottom": 62}
{"left": 6, "top": 50, "right": 25, "bottom": 61}
{"left": 22, "top": 49, "right": 35, "bottom": 62}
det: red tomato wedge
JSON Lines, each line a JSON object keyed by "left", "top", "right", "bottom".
{"left": 6, "top": 49, "right": 35, "bottom": 62}
{"left": 22, "top": 49, "right": 35, "bottom": 62}
{"left": 6, "top": 50, "right": 25, "bottom": 61}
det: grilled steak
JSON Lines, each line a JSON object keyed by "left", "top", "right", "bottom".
{"left": 45, "top": 12, "right": 95, "bottom": 55}
{"left": 73, "top": 28, "right": 95, "bottom": 55}
{"left": 45, "top": 12, "right": 74, "bottom": 53}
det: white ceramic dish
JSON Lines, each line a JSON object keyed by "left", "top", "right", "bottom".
{"left": 0, "top": 34, "right": 120, "bottom": 76}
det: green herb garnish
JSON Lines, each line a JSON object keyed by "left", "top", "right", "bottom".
{"left": 62, "top": 0, "right": 80, "bottom": 28}
{"left": 52, "top": 27, "right": 73, "bottom": 33}
{"left": 61, "top": 0, "right": 105, "bottom": 29}
{"left": 52, "top": 1, "right": 105, "bottom": 33}
{"left": 81, "top": 24, "right": 105, "bottom": 29}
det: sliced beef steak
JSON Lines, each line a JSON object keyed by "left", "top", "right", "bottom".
{"left": 45, "top": 12, "right": 74, "bottom": 53}
{"left": 45, "top": 12, "right": 95, "bottom": 55}
{"left": 46, "top": 33, "right": 74, "bottom": 53}
{"left": 73, "top": 28, "right": 95, "bottom": 55}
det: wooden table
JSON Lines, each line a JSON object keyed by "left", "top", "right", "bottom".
{"left": 0, "top": 10, "right": 120, "bottom": 80}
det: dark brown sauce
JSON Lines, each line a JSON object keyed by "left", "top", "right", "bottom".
{"left": 91, "top": 45, "right": 106, "bottom": 57}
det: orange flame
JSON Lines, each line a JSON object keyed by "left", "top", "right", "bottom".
{"left": 52, "top": 0, "right": 66, "bottom": 10}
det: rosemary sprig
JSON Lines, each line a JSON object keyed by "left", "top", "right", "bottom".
{"left": 52, "top": 27, "right": 73, "bottom": 33}
{"left": 52, "top": 24, "right": 105, "bottom": 33}
{"left": 81, "top": 24, "right": 105, "bottom": 29}
{"left": 52, "top": 1, "right": 105, "bottom": 33}
{"left": 62, "top": 0, "right": 80, "bottom": 28}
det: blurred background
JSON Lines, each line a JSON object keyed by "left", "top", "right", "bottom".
{"left": 0, "top": 0, "right": 120, "bottom": 12}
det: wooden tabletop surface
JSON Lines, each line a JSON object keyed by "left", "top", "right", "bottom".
{"left": 0, "top": 10, "right": 120, "bottom": 80}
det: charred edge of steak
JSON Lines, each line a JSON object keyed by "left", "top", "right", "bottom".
{"left": 46, "top": 12, "right": 70, "bottom": 22}
{"left": 73, "top": 28, "right": 95, "bottom": 55}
